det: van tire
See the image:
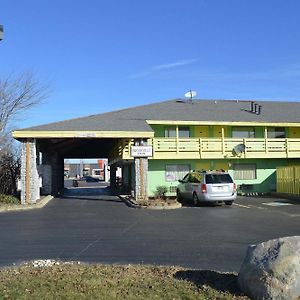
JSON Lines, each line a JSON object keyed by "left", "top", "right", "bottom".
{"left": 225, "top": 201, "right": 233, "bottom": 205}
{"left": 176, "top": 190, "right": 182, "bottom": 202}
{"left": 193, "top": 193, "right": 199, "bottom": 206}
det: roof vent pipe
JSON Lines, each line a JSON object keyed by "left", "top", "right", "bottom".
{"left": 251, "top": 101, "right": 255, "bottom": 112}
{"left": 257, "top": 105, "right": 262, "bottom": 115}
{"left": 254, "top": 103, "right": 258, "bottom": 113}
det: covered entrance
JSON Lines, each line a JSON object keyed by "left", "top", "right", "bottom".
{"left": 13, "top": 132, "right": 153, "bottom": 204}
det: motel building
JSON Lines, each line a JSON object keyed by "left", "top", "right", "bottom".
{"left": 12, "top": 98, "right": 300, "bottom": 204}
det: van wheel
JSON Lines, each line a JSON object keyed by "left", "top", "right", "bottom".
{"left": 193, "top": 193, "right": 199, "bottom": 206}
{"left": 225, "top": 201, "right": 233, "bottom": 205}
{"left": 176, "top": 190, "right": 182, "bottom": 202}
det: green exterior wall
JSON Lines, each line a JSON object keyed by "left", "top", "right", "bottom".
{"left": 144, "top": 125, "right": 300, "bottom": 197}
{"left": 147, "top": 158, "right": 295, "bottom": 197}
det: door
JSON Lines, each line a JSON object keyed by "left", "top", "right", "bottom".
{"left": 195, "top": 126, "right": 209, "bottom": 138}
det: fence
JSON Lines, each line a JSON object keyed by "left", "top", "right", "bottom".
{"left": 277, "top": 166, "right": 300, "bottom": 194}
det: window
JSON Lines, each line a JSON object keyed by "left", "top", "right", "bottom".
{"left": 164, "top": 126, "right": 190, "bottom": 138}
{"left": 165, "top": 164, "right": 190, "bottom": 182}
{"left": 205, "top": 174, "right": 233, "bottom": 184}
{"left": 233, "top": 164, "right": 257, "bottom": 180}
{"left": 178, "top": 127, "right": 190, "bottom": 138}
{"left": 232, "top": 127, "right": 255, "bottom": 138}
{"left": 267, "top": 127, "right": 285, "bottom": 138}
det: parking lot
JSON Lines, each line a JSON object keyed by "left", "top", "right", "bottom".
{"left": 0, "top": 187, "right": 299, "bottom": 272}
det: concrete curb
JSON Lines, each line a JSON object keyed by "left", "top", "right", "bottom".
{"left": 118, "top": 195, "right": 182, "bottom": 210}
{"left": 0, "top": 195, "right": 54, "bottom": 213}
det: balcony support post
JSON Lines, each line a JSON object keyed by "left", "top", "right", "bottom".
{"left": 199, "top": 138, "right": 202, "bottom": 158}
{"left": 176, "top": 126, "right": 179, "bottom": 154}
{"left": 221, "top": 127, "right": 225, "bottom": 155}
{"left": 243, "top": 138, "right": 247, "bottom": 158}
{"left": 264, "top": 127, "right": 268, "bottom": 153}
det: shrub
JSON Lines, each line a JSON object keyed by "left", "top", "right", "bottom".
{"left": 154, "top": 186, "right": 168, "bottom": 200}
{"left": 0, "top": 194, "right": 20, "bottom": 205}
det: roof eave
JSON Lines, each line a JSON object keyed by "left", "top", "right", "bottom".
{"left": 12, "top": 130, "right": 154, "bottom": 140}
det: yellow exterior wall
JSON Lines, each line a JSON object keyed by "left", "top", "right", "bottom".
{"left": 194, "top": 126, "right": 209, "bottom": 138}
{"left": 195, "top": 161, "right": 211, "bottom": 171}
{"left": 213, "top": 126, "right": 227, "bottom": 137}
{"left": 289, "top": 127, "right": 300, "bottom": 138}
{"left": 277, "top": 165, "right": 300, "bottom": 194}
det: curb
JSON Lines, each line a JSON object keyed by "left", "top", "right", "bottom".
{"left": 118, "top": 195, "right": 182, "bottom": 210}
{"left": 0, "top": 195, "right": 54, "bottom": 213}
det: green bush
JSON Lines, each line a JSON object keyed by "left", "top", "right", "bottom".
{"left": 154, "top": 185, "right": 168, "bottom": 200}
{"left": 0, "top": 194, "right": 20, "bottom": 205}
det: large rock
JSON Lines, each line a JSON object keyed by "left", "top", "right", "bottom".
{"left": 238, "top": 236, "right": 300, "bottom": 300}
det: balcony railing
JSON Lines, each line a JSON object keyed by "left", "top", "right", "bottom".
{"left": 111, "top": 138, "right": 300, "bottom": 161}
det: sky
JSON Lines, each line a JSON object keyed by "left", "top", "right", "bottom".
{"left": 1, "top": 0, "right": 300, "bottom": 129}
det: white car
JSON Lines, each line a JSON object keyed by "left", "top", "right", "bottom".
{"left": 177, "top": 170, "right": 237, "bottom": 206}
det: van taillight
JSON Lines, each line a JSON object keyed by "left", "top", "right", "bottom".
{"left": 201, "top": 184, "right": 207, "bottom": 193}
{"left": 233, "top": 183, "right": 237, "bottom": 192}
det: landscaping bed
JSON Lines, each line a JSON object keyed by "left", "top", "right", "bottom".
{"left": 0, "top": 194, "right": 21, "bottom": 210}
{"left": 0, "top": 261, "right": 248, "bottom": 299}
{"left": 0, "top": 194, "right": 53, "bottom": 212}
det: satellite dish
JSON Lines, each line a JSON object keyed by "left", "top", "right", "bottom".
{"left": 233, "top": 144, "right": 246, "bottom": 156}
{"left": 184, "top": 90, "right": 197, "bottom": 99}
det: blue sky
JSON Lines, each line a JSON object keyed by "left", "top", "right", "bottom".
{"left": 1, "top": 0, "right": 300, "bottom": 129}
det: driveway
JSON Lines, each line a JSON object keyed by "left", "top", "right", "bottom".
{"left": 0, "top": 187, "right": 300, "bottom": 272}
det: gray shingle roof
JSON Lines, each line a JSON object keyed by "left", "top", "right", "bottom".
{"left": 18, "top": 99, "right": 300, "bottom": 132}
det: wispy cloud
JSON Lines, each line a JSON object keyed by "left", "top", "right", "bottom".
{"left": 153, "top": 59, "right": 198, "bottom": 70}
{"left": 130, "top": 59, "right": 197, "bottom": 79}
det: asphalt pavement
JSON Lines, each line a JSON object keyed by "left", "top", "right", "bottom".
{"left": 0, "top": 186, "right": 300, "bottom": 272}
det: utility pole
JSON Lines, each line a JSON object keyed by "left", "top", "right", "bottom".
{"left": 0, "top": 25, "right": 3, "bottom": 41}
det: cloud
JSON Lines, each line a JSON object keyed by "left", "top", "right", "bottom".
{"left": 130, "top": 59, "right": 197, "bottom": 79}
{"left": 153, "top": 59, "right": 198, "bottom": 70}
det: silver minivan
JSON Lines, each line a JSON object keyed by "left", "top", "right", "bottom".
{"left": 177, "top": 170, "right": 237, "bottom": 206}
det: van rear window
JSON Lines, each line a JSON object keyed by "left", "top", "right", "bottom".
{"left": 205, "top": 174, "right": 233, "bottom": 184}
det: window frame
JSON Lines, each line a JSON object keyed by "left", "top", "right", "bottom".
{"left": 165, "top": 164, "right": 190, "bottom": 182}
{"left": 233, "top": 164, "right": 257, "bottom": 180}
{"left": 164, "top": 126, "right": 190, "bottom": 138}
{"left": 232, "top": 127, "right": 256, "bottom": 138}
{"left": 267, "top": 127, "right": 286, "bottom": 138}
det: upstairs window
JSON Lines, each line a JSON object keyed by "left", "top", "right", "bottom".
{"left": 232, "top": 127, "right": 255, "bottom": 138}
{"left": 267, "top": 127, "right": 286, "bottom": 138}
{"left": 164, "top": 126, "right": 190, "bottom": 138}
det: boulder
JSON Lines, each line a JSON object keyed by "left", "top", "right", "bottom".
{"left": 238, "top": 236, "right": 300, "bottom": 300}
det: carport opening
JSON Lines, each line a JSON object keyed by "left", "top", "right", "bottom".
{"left": 63, "top": 158, "right": 117, "bottom": 189}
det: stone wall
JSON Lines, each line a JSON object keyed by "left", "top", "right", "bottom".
{"left": 20, "top": 140, "right": 40, "bottom": 204}
{"left": 134, "top": 157, "right": 148, "bottom": 201}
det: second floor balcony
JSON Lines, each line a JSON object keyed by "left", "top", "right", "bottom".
{"left": 112, "top": 137, "right": 300, "bottom": 161}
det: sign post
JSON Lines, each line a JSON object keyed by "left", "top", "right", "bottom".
{"left": 131, "top": 145, "right": 152, "bottom": 201}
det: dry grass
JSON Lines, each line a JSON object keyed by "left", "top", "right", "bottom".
{"left": 0, "top": 262, "right": 249, "bottom": 299}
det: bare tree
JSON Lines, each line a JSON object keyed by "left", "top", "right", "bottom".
{"left": 0, "top": 72, "right": 48, "bottom": 135}
{"left": 0, "top": 72, "right": 48, "bottom": 196}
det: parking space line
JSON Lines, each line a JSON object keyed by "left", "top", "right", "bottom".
{"left": 247, "top": 205, "right": 267, "bottom": 210}
{"left": 233, "top": 203, "right": 251, "bottom": 209}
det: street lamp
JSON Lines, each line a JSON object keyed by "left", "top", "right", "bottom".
{"left": 0, "top": 25, "right": 3, "bottom": 41}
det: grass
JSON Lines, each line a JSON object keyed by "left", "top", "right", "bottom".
{"left": 0, "top": 262, "right": 249, "bottom": 299}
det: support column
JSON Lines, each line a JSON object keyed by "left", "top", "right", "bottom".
{"left": 134, "top": 157, "right": 148, "bottom": 202}
{"left": 41, "top": 150, "right": 64, "bottom": 195}
{"left": 20, "top": 139, "right": 40, "bottom": 204}
{"left": 110, "top": 165, "right": 117, "bottom": 188}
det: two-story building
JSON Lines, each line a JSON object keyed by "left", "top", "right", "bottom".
{"left": 13, "top": 99, "right": 300, "bottom": 203}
